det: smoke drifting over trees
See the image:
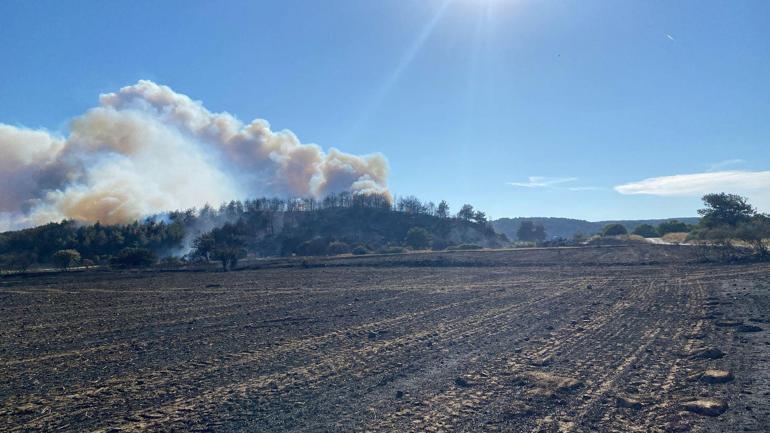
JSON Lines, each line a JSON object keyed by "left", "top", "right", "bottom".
{"left": 0, "top": 81, "right": 389, "bottom": 231}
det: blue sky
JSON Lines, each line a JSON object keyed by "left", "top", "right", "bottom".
{"left": 1, "top": 0, "right": 769, "bottom": 221}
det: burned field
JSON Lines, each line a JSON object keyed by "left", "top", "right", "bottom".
{"left": 2, "top": 246, "right": 769, "bottom": 432}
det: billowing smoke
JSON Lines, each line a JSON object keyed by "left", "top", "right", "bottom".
{"left": 0, "top": 81, "right": 389, "bottom": 231}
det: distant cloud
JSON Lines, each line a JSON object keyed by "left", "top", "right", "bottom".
{"left": 507, "top": 176, "right": 601, "bottom": 192}
{"left": 666, "top": 34, "right": 675, "bottom": 41}
{"left": 615, "top": 170, "right": 770, "bottom": 210}
{"left": 508, "top": 176, "right": 578, "bottom": 188}
{"left": 707, "top": 158, "right": 745, "bottom": 171}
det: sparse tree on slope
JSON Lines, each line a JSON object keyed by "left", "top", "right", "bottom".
{"left": 457, "top": 204, "right": 475, "bottom": 221}
{"left": 436, "top": 201, "right": 450, "bottom": 219}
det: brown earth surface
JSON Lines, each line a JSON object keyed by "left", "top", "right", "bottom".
{"left": 1, "top": 245, "right": 769, "bottom": 432}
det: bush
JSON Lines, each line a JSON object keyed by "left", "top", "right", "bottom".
{"left": 110, "top": 248, "right": 157, "bottom": 269}
{"left": 405, "top": 227, "right": 431, "bottom": 250}
{"left": 351, "top": 246, "right": 369, "bottom": 255}
{"left": 657, "top": 220, "right": 690, "bottom": 236}
{"left": 601, "top": 224, "right": 628, "bottom": 236}
{"left": 326, "top": 241, "right": 351, "bottom": 255}
{"left": 53, "top": 249, "right": 81, "bottom": 270}
{"left": 158, "top": 256, "right": 183, "bottom": 267}
{"left": 81, "top": 258, "right": 95, "bottom": 268}
{"left": 447, "top": 244, "right": 483, "bottom": 251}
{"left": 378, "top": 246, "right": 406, "bottom": 254}
{"left": 0, "top": 252, "right": 37, "bottom": 272}
{"left": 296, "top": 238, "right": 330, "bottom": 256}
{"left": 632, "top": 224, "right": 658, "bottom": 238}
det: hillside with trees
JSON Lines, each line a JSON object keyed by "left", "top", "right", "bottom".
{"left": 0, "top": 193, "right": 505, "bottom": 271}
{"left": 492, "top": 216, "right": 700, "bottom": 241}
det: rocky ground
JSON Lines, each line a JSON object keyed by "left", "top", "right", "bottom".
{"left": 1, "top": 245, "right": 768, "bottom": 432}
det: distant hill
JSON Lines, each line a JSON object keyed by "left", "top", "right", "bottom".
{"left": 1, "top": 197, "right": 507, "bottom": 270}
{"left": 492, "top": 217, "right": 700, "bottom": 240}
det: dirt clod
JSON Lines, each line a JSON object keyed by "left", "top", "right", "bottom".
{"left": 616, "top": 395, "right": 643, "bottom": 409}
{"left": 701, "top": 370, "right": 734, "bottom": 384}
{"left": 688, "top": 347, "right": 725, "bottom": 360}
{"left": 736, "top": 324, "right": 763, "bottom": 333}
{"left": 681, "top": 399, "right": 728, "bottom": 416}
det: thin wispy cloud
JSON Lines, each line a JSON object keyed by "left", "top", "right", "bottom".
{"left": 666, "top": 34, "right": 675, "bottom": 41}
{"left": 615, "top": 170, "right": 770, "bottom": 210}
{"left": 707, "top": 158, "right": 745, "bottom": 171}
{"left": 567, "top": 186, "right": 604, "bottom": 192}
{"left": 508, "top": 176, "right": 579, "bottom": 188}
{"left": 507, "top": 176, "right": 602, "bottom": 192}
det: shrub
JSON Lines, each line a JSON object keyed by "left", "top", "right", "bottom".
{"left": 378, "top": 246, "right": 406, "bottom": 254}
{"left": 53, "top": 249, "right": 81, "bottom": 270}
{"left": 405, "top": 227, "right": 431, "bottom": 250}
{"left": 351, "top": 246, "right": 369, "bottom": 255}
{"left": 601, "top": 224, "right": 628, "bottom": 236}
{"left": 657, "top": 220, "right": 690, "bottom": 236}
{"left": 326, "top": 241, "right": 351, "bottom": 255}
{"left": 81, "top": 258, "right": 95, "bottom": 268}
{"left": 296, "top": 238, "right": 330, "bottom": 256}
{"left": 447, "top": 244, "right": 483, "bottom": 251}
{"left": 110, "top": 248, "right": 157, "bottom": 269}
{"left": 158, "top": 256, "right": 183, "bottom": 267}
{"left": 1, "top": 252, "right": 37, "bottom": 272}
{"left": 632, "top": 224, "right": 658, "bottom": 238}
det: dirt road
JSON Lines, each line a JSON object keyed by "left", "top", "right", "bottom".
{"left": 1, "top": 246, "right": 768, "bottom": 432}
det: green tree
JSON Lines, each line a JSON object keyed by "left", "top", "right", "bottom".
{"left": 632, "top": 224, "right": 658, "bottom": 238}
{"left": 192, "top": 223, "right": 246, "bottom": 271}
{"left": 698, "top": 193, "right": 755, "bottom": 228}
{"left": 601, "top": 224, "right": 627, "bottom": 236}
{"left": 53, "top": 249, "right": 81, "bottom": 270}
{"left": 405, "top": 227, "right": 431, "bottom": 250}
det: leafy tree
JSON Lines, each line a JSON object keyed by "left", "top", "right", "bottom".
{"left": 657, "top": 220, "right": 691, "bottom": 235}
{"left": 436, "top": 200, "right": 450, "bottom": 219}
{"left": 53, "top": 249, "right": 81, "bottom": 270}
{"left": 517, "top": 221, "right": 546, "bottom": 242}
{"left": 405, "top": 227, "right": 431, "bottom": 250}
{"left": 632, "top": 224, "right": 658, "bottom": 238}
{"left": 601, "top": 224, "right": 627, "bottom": 236}
{"left": 192, "top": 223, "right": 246, "bottom": 271}
{"left": 457, "top": 204, "right": 475, "bottom": 221}
{"left": 698, "top": 193, "right": 755, "bottom": 228}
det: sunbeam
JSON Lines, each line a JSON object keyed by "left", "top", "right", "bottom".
{"left": 346, "top": 0, "right": 454, "bottom": 140}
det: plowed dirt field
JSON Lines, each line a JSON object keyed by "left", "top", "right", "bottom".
{"left": 2, "top": 245, "right": 769, "bottom": 432}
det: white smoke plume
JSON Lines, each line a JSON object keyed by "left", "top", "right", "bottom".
{"left": 0, "top": 81, "right": 389, "bottom": 231}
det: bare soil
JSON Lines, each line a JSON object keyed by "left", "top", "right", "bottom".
{"left": 1, "top": 245, "right": 769, "bottom": 432}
